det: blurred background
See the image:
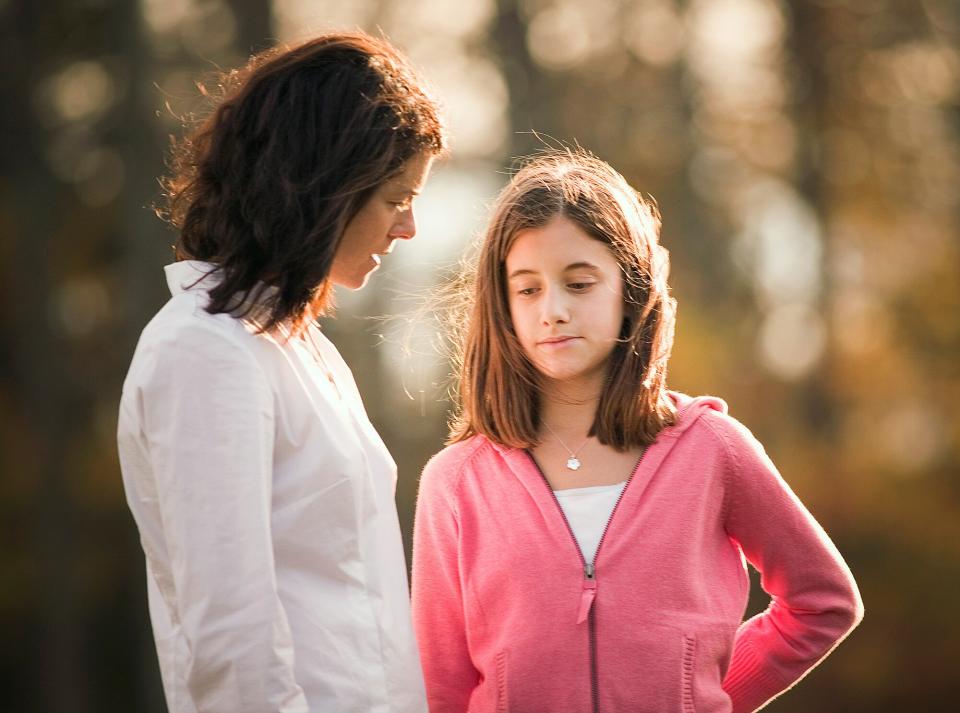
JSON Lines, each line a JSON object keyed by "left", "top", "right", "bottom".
{"left": 2, "top": 0, "right": 958, "bottom": 710}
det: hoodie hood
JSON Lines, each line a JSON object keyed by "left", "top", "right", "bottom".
{"left": 665, "top": 391, "right": 728, "bottom": 438}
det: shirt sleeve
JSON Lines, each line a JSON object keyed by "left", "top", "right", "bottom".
{"left": 139, "top": 323, "right": 308, "bottom": 713}
{"left": 714, "top": 415, "right": 864, "bottom": 713}
{"left": 411, "top": 453, "right": 481, "bottom": 713}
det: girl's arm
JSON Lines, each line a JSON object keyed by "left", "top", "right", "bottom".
{"left": 411, "top": 454, "right": 481, "bottom": 713}
{"left": 130, "top": 324, "right": 308, "bottom": 712}
{"left": 711, "top": 414, "right": 864, "bottom": 713}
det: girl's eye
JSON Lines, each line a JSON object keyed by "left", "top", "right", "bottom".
{"left": 568, "top": 282, "right": 594, "bottom": 291}
{"left": 390, "top": 198, "right": 413, "bottom": 210}
{"left": 517, "top": 287, "right": 539, "bottom": 296}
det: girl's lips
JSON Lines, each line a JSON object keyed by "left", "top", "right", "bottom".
{"left": 538, "top": 336, "right": 580, "bottom": 348}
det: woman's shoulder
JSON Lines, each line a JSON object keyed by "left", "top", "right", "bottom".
{"left": 129, "top": 295, "right": 274, "bottom": 391}
{"left": 150, "top": 283, "right": 313, "bottom": 369}
{"left": 141, "top": 292, "right": 253, "bottom": 348}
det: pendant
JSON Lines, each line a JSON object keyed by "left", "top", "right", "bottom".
{"left": 566, "top": 456, "right": 581, "bottom": 471}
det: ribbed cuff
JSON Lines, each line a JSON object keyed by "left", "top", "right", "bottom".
{"left": 723, "top": 639, "right": 791, "bottom": 713}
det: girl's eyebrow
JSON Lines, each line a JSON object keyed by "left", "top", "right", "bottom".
{"left": 507, "top": 268, "right": 537, "bottom": 279}
{"left": 565, "top": 261, "right": 601, "bottom": 273}
{"left": 507, "top": 262, "right": 601, "bottom": 280}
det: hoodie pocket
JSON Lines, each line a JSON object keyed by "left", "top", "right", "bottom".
{"left": 495, "top": 650, "right": 508, "bottom": 713}
{"left": 606, "top": 620, "right": 734, "bottom": 712}
{"left": 680, "top": 623, "right": 737, "bottom": 713}
{"left": 468, "top": 651, "right": 508, "bottom": 713}
{"left": 604, "top": 621, "right": 691, "bottom": 712}
{"left": 682, "top": 634, "right": 697, "bottom": 713}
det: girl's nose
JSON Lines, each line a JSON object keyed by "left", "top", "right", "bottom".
{"left": 540, "top": 287, "right": 570, "bottom": 325}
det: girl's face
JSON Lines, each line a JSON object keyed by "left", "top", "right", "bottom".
{"left": 505, "top": 216, "right": 625, "bottom": 389}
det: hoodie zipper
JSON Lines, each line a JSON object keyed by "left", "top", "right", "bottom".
{"left": 527, "top": 451, "right": 646, "bottom": 713}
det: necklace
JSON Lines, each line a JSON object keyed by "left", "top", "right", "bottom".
{"left": 300, "top": 325, "right": 342, "bottom": 400}
{"left": 541, "top": 421, "right": 589, "bottom": 471}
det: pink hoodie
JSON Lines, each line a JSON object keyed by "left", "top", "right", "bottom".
{"left": 412, "top": 394, "right": 862, "bottom": 713}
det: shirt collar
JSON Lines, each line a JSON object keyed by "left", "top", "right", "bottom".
{"left": 164, "top": 260, "right": 282, "bottom": 328}
{"left": 164, "top": 260, "right": 221, "bottom": 296}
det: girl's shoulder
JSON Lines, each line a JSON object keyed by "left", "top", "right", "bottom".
{"left": 667, "top": 391, "right": 764, "bottom": 456}
{"left": 420, "top": 435, "right": 502, "bottom": 498}
{"left": 423, "top": 434, "right": 495, "bottom": 477}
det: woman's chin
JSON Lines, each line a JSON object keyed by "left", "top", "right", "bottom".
{"left": 332, "top": 270, "right": 373, "bottom": 291}
{"left": 330, "top": 253, "right": 382, "bottom": 291}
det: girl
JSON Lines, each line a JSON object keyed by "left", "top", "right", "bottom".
{"left": 117, "top": 33, "right": 444, "bottom": 712}
{"left": 412, "top": 150, "right": 862, "bottom": 713}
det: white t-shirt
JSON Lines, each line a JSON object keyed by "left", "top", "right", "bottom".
{"left": 554, "top": 481, "right": 628, "bottom": 564}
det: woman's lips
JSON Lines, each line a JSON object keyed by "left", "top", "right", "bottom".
{"left": 371, "top": 246, "right": 393, "bottom": 267}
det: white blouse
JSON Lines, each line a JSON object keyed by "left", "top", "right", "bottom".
{"left": 117, "top": 261, "right": 426, "bottom": 713}
{"left": 554, "top": 481, "right": 628, "bottom": 564}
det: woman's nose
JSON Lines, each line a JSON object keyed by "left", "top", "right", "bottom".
{"left": 390, "top": 208, "right": 417, "bottom": 241}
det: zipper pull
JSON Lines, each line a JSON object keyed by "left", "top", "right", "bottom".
{"left": 577, "top": 563, "right": 597, "bottom": 624}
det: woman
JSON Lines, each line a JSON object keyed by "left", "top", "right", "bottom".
{"left": 117, "top": 32, "right": 444, "bottom": 712}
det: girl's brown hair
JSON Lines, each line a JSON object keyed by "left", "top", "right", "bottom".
{"left": 159, "top": 32, "right": 445, "bottom": 332}
{"left": 450, "top": 149, "right": 677, "bottom": 450}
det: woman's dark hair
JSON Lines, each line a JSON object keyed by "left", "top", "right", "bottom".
{"left": 159, "top": 31, "right": 446, "bottom": 332}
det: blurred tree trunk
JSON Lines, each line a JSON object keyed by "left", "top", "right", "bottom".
{"left": 227, "top": 0, "right": 273, "bottom": 56}
{"left": 490, "top": 0, "right": 553, "bottom": 157}
{"left": 783, "top": 0, "right": 843, "bottom": 439}
{"left": 1, "top": 1, "right": 86, "bottom": 710}
{"left": 119, "top": 2, "right": 172, "bottom": 343}
{"left": 115, "top": 3, "right": 170, "bottom": 709}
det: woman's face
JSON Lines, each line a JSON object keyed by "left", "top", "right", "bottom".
{"left": 330, "top": 151, "right": 435, "bottom": 290}
{"left": 505, "top": 216, "right": 625, "bottom": 390}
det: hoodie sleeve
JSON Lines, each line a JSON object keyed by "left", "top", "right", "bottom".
{"left": 711, "top": 413, "right": 863, "bottom": 713}
{"left": 412, "top": 449, "right": 481, "bottom": 713}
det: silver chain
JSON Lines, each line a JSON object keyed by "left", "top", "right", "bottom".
{"left": 541, "top": 421, "right": 590, "bottom": 459}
